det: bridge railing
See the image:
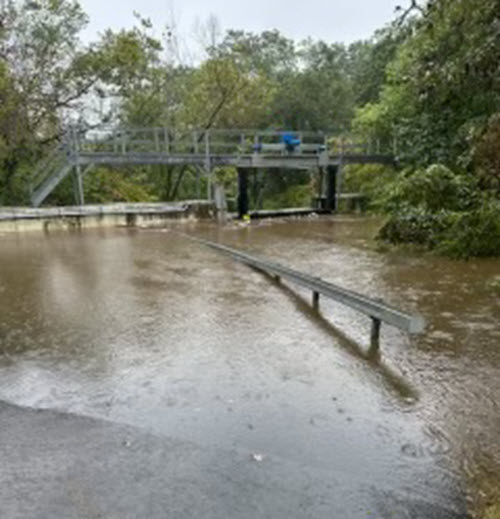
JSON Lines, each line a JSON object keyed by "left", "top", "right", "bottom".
{"left": 328, "top": 136, "right": 397, "bottom": 156}
{"left": 72, "top": 127, "right": 397, "bottom": 158}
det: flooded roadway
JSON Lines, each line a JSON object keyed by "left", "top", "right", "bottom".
{"left": 0, "top": 217, "right": 499, "bottom": 518}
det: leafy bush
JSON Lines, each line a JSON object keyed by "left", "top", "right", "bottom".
{"left": 380, "top": 164, "right": 478, "bottom": 213}
{"left": 378, "top": 197, "right": 500, "bottom": 259}
{"left": 473, "top": 114, "right": 500, "bottom": 194}
{"left": 213, "top": 166, "right": 237, "bottom": 194}
{"left": 378, "top": 207, "right": 455, "bottom": 247}
{"left": 83, "top": 168, "right": 156, "bottom": 204}
{"left": 437, "top": 198, "right": 500, "bottom": 259}
{"left": 342, "top": 164, "right": 398, "bottom": 208}
{"left": 263, "top": 184, "right": 312, "bottom": 210}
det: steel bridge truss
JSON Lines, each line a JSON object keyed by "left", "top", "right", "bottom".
{"left": 30, "top": 127, "right": 397, "bottom": 208}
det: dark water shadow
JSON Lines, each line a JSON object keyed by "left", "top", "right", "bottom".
{"left": 256, "top": 269, "right": 418, "bottom": 402}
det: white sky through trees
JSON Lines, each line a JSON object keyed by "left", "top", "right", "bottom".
{"left": 80, "top": 0, "right": 401, "bottom": 47}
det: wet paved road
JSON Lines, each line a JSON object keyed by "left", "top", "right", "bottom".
{"left": 1, "top": 217, "right": 498, "bottom": 517}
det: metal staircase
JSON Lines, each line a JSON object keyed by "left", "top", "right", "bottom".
{"left": 30, "top": 144, "right": 75, "bottom": 207}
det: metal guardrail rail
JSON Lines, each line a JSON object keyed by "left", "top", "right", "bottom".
{"left": 184, "top": 235, "right": 425, "bottom": 350}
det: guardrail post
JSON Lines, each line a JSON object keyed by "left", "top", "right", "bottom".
{"left": 370, "top": 317, "right": 381, "bottom": 351}
{"left": 313, "top": 291, "right": 320, "bottom": 310}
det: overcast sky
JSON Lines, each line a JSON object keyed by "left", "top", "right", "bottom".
{"left": 80, "top": 0, "right": 401, "bottom": 48}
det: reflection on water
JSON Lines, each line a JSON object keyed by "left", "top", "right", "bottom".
{"left": 1, "top": 217, "right": 499, "bottom": 514}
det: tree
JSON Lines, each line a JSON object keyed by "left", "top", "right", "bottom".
{"left": 0, "top": 0, "right": 109, "bottom": 203}
{"left": 214, "top": 29, "right": 297, "bottom": 78}
{"left": 0, "top": 4, "right": 178, "bottom": 204}
{"left": 180, "top": 57, "right": 275, "bottom": 130}
{"left": 271, "top": 40, "right": 354, "bottom": 132}
{"left": 348, "top": 26, "right": 408, "bottom": 106}
{"left": 353, "top": 0, "right": 500, "bottom": 168}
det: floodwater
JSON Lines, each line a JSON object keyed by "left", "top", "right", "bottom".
{"left": 0, "top": 217, "right": 499, "bottom": 517}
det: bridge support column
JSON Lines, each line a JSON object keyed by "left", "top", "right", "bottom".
{"left": 336, "top": 163, "right": 344, "bottom": 211}
{"left": 213, "top": 182, "right": 227, "bottom": 224}
{"left": 73, "top": 164, "right": 84, "bottom": 206}
{"left": 325, "top": 166, "right": 337, "bottom": 212}
{"left": 195, "top": 166, "right": 201, "bottom": 199}
{"left": 237, "top": 169, "right": 249, "bottom": 219}
{"left": 317, "top": 167, "right": 325, "bottom": 208}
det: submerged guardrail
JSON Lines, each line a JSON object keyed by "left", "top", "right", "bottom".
{"left": 183, "top": 234, "right": 425, "bottom": 350}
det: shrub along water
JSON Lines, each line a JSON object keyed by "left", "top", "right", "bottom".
{"left": 379, "top": 167, "right": 500, "bottom": 259}
{"left": 344, "top": 163, "right": 500, "bottom": 259}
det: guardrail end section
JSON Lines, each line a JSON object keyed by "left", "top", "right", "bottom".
{"left": 409, "top": 315, "right": 426, "bottom": 334}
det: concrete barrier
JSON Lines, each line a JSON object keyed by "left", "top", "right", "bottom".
{"left": 0, "top": 202, "right": 214, "bottom": 233}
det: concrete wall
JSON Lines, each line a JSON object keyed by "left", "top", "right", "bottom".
{"left": 0, "top": 202, "right": 215, "bottom": 234}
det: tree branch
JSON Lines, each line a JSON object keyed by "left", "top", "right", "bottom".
{"left": 395, "top": 0, "right": 425, "bottom": 25}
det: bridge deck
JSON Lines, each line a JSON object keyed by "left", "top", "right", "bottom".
{"left": 78, "top": 152, "right": 394, "bottom": 170}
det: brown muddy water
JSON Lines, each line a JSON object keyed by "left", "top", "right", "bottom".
{"left": 0, "top": 216, "right": 499, "bottom": 517}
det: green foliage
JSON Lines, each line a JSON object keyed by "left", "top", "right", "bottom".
{"left": 263, "top": 184, "right": 312, "bottom": 210}
{"left": 343, "top": 164, "right": 398, "bottom": 207}
{"left": 272, "top": 66, "right": 352, "bottom": 132}
{"left": 377, "top": 164, "right": 500, "bottom": 259}
{"left": 471, "top": 114, "right": 500, "bottom": 194}
{"left": 180, "top": 58, "right": 276, "bottom": 129}
{"left": 215, "top": 30, "right": 297, "bottom": 77}
{"left": 271, "top": 40, "right": 355, "bottom": 131}
{"left": 379, "top": 207, "right": 455, "bottom": 247}
{"left": 214, "top": 31, "right": 386, "bottom": 132}
{"left": 95, "top": 28, "right": 162, "bottom": 94}
{"left": 380, "top": 164, "right": 478, "bottom": 213}
{"left": 436, "top": 198, "right": 500, "bottom": 259}
{"left": 353, "top": 0, "right": 500, "bottom": 168}
{"left": 83, "top": 168, "right": 156, "bottom": 204}
{"left": 348, "top": 26, "right": 407, "bottom": 106}
{"left": 0, "top": 0, "right": 139, "bottom": 204}
{"left": 213, "top": 166, "right": 237, "bottom": 193}
{"left": 357, "top": 0, "right": 500, "bottom": 258}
